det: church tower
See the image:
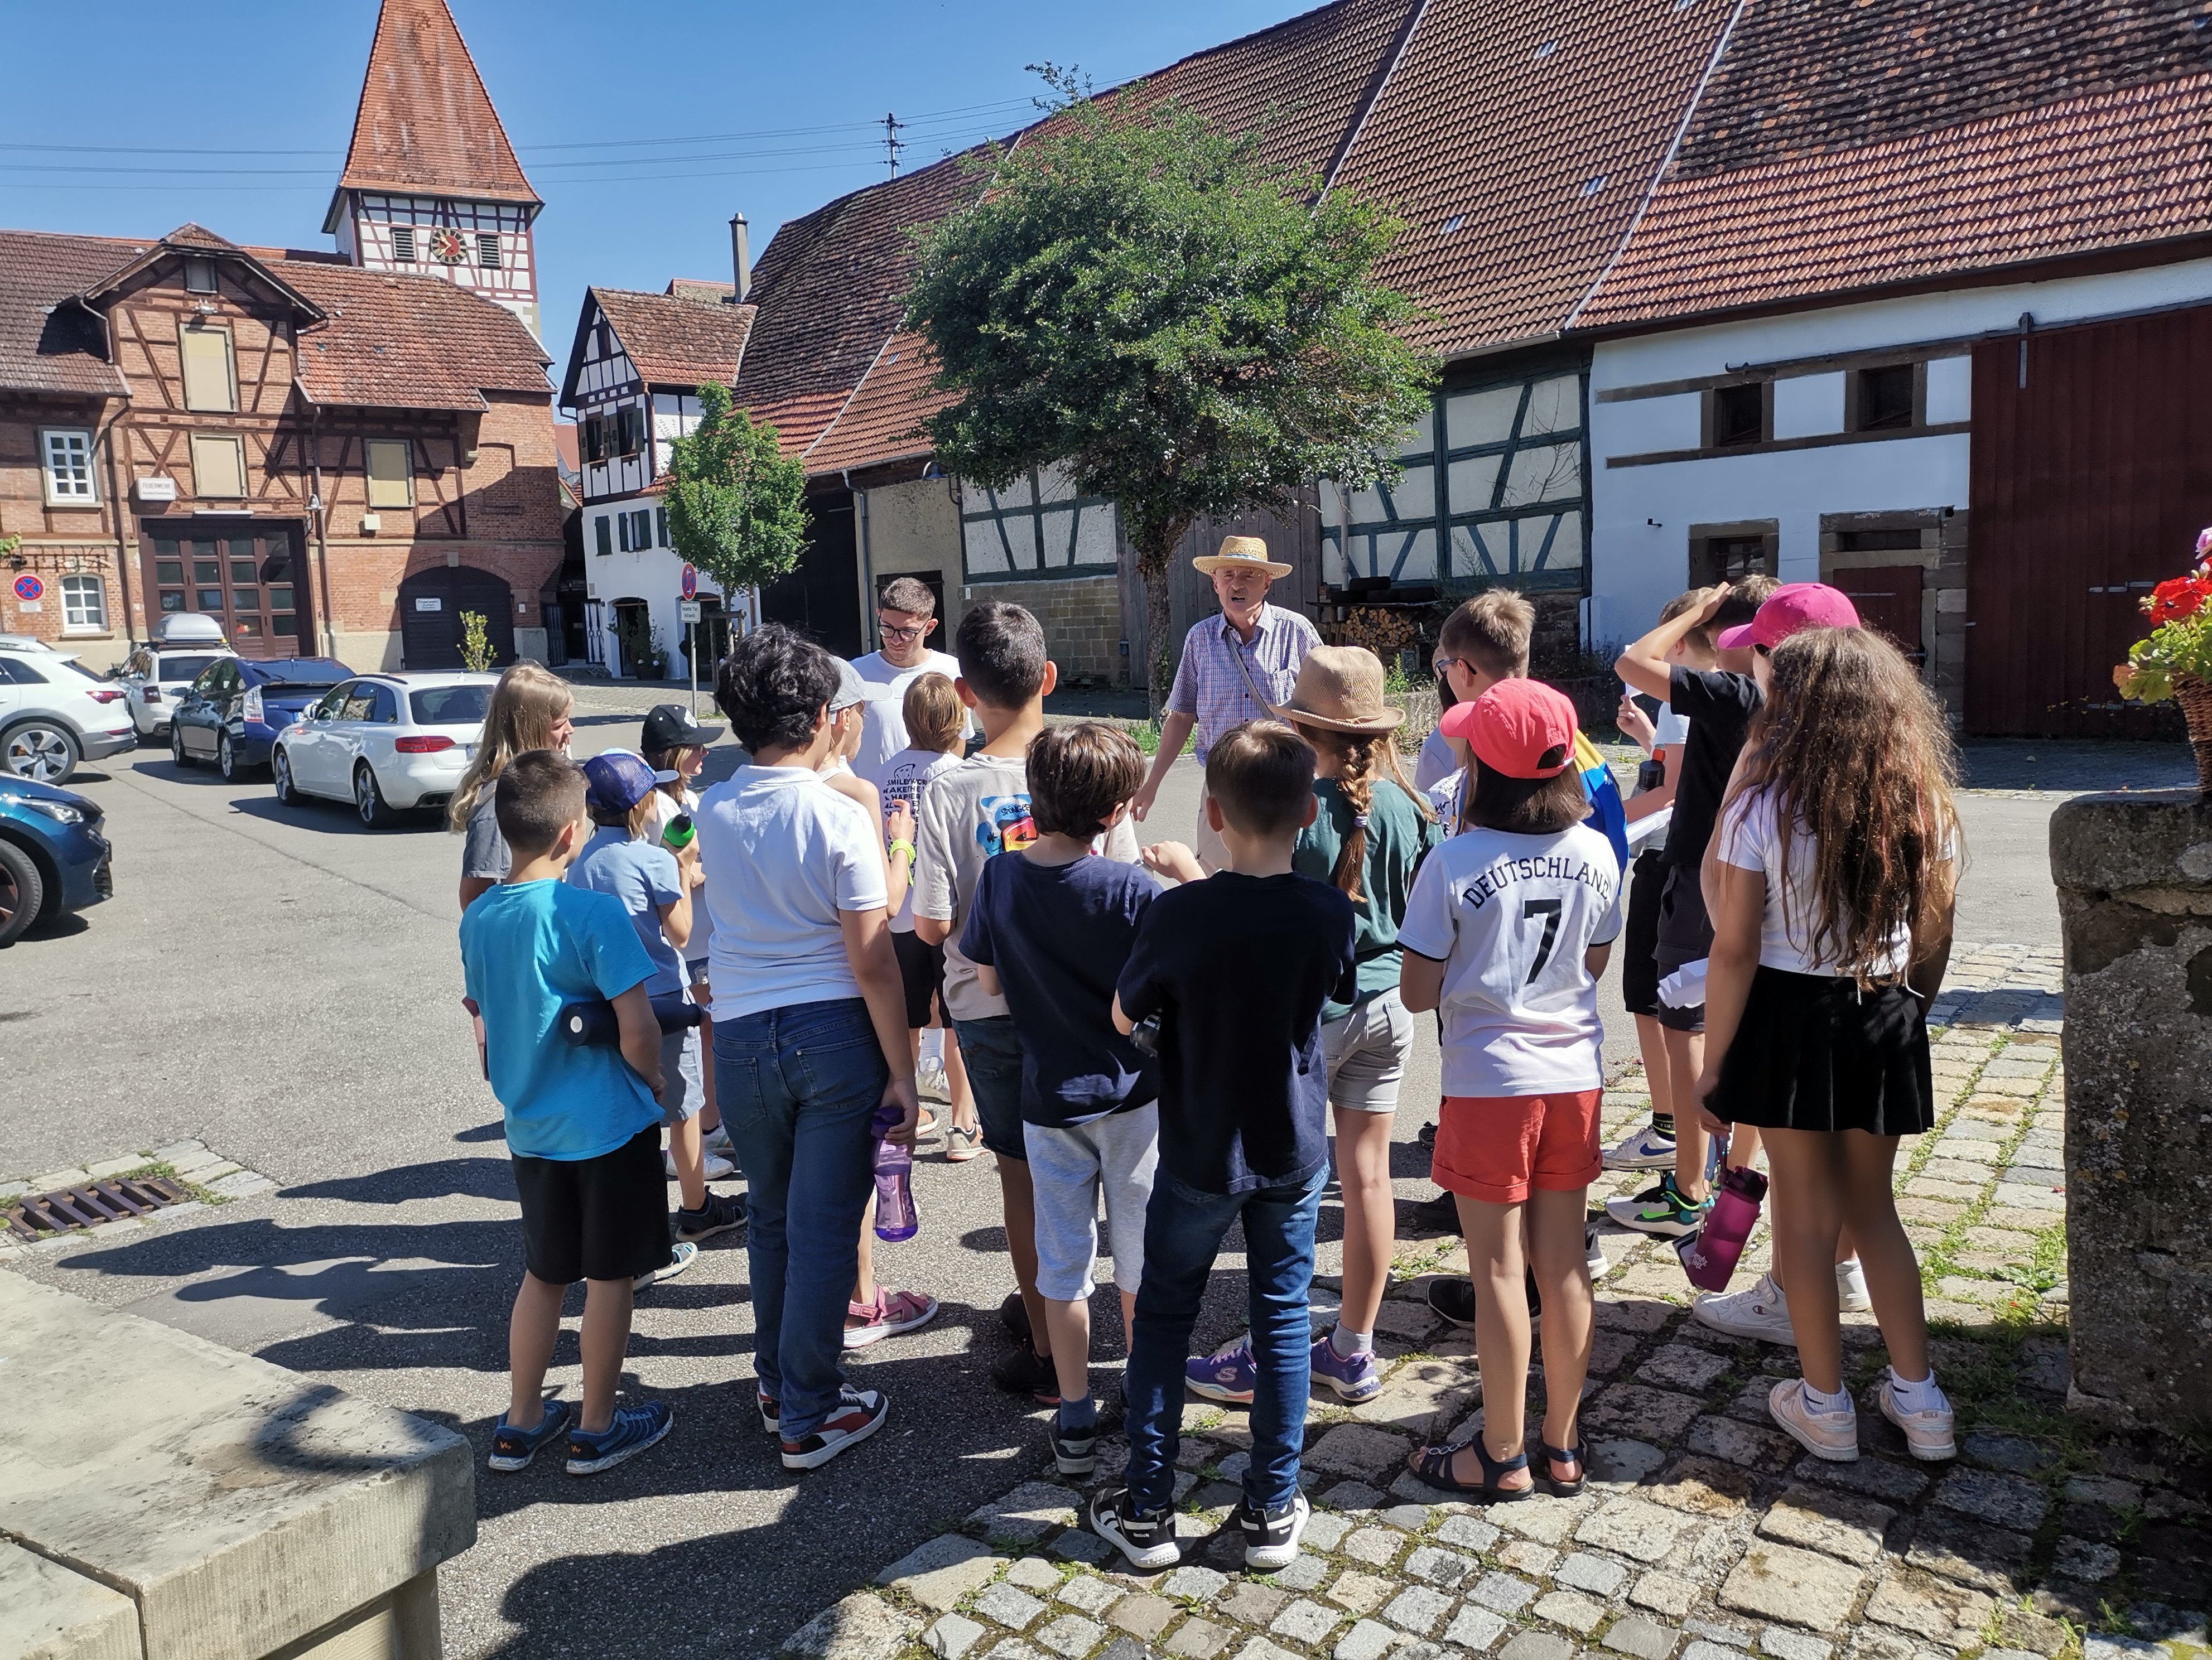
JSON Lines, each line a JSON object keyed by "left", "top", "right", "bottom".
{"left": 324, "top": 0, "right": 544, "bottom": 339}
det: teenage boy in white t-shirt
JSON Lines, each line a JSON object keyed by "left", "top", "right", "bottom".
{"left": 1396, "top": 679, "right": 1621, "bottom": 1503}
{"left": 851, "top": 576, "right": 975, "bottom": 779}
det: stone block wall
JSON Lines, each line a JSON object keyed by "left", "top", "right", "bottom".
{"left": 954, "top": 575, "right": 1125, "bottom": 684}
{"left": 2049, "top": 790, "right": 2212, "bottom": 1431}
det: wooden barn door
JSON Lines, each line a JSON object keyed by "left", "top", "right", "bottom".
{"left": 1832, "top": 566, "right": 1926, "bottom": 668}
{"left": 399, "top": 566, "right": 515, "bottom": 670}
{"left": 1968, "top": 306, "right": 2212, "bottom": 736}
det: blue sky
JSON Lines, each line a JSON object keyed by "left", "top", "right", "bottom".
{"left": 0, "top": 0, "right": 1303, "bottom": 396}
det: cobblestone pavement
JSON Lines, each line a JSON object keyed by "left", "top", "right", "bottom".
{"left": 779, "top": 943, "right": 2211, "bottom": 1660}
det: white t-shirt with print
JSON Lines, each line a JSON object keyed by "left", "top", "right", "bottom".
{"left": 913, "top": 750, "right": 1142, "bottom": 1022}
{"left": 873, "top": 746, "right": 962, "bottom": 931}
{"left": 697, "top": 764, "right": 888, "bottom": 1021}
{"left": 1717, "top": 786, "right": 1947, "bottom": 978}
{"left": 851, "top": 648, "right": 973, "bottom": 780}
{"left": 1397, "top": 823, "right": 1623, "bottom": 1097}
{"left": 1415, "top": 725, "right": 1458, "bottom": 793}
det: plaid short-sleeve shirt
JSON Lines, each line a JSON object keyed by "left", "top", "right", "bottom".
{"left": 1167, "top": 602, "right": 1322, "bottom": 761}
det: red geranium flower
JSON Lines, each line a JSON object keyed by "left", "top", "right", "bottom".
{"left": 2144, "top": 573, "right": 2212, "bottom": 623}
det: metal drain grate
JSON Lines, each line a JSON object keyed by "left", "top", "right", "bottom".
{"left": 4, "top": 1175, "right": 189, "bottom": 1243}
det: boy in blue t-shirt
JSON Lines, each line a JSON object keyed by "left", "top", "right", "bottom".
{"left": 457, "top": 750, "right": 675, "bottom": 1478}
{"left": 961, "top": 722, "right": 1159, "bottom": 1479}
{"left": 1090, "top": 722, "right": 1357, "bottom": 1576}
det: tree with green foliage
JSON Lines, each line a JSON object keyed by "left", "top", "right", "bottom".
{"left": 903, "top": 68, "right": 1437, "bottom": 704}
{"left": 662, "top": 382, "right": 809, "bottom": 623}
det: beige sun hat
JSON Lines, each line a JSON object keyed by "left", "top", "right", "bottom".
{"left": 1192, "top": 534, "right": 1292, "bottom": 578}
{"left": 1271, "top": 644, "right": 1406, "bottom": 735}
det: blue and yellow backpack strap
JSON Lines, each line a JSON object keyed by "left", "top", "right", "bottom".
{"left": 1573, "top": 728, "right": 1630, "bottom": 876}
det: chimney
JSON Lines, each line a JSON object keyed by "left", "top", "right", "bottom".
{"left": 729, "top": 213, "right": 751, "bottom": 303}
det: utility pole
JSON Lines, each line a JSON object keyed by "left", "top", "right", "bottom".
{"left": 882, "top": 112, "right": 906, "bottom": 178}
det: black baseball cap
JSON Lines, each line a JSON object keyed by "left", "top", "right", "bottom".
{"left": 641, "top": 703, "right": 725, "bottom": 752}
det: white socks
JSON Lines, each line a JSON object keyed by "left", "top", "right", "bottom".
{"left": 1330, "top": 1325, "right": 1371, "bottom": 1359}
{"left": 1887, "top": 1367, "right": 1945, "bottom": 1412}
{"left": 1802, "top": 1379, "right": 1853, "bottom": 1417}
{"left": 919, "top": 1028, "right": 945, "bottom": 1068}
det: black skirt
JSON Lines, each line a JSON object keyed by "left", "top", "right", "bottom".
{"left": 1709, "top": 965, "right": 1934, "bottom": 1136}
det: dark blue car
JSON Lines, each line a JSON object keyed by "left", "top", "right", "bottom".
{"left": 170, "top": 658, "right": 351, "bottom": 781}
{"left": 0, "top": 775, "right": 110, "bottom": 946}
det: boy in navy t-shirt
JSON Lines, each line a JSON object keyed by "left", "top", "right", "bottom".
{"left": 458, "top": 751, "right": 675, "bottom": 1479}
{"left": 1089, "top": 722, "right": 1356, "bottom": 1575}
{"left": 962, "top": 723, "right": 1159, "bottom": 1479}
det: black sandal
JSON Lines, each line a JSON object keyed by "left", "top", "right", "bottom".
{"left": 1540, "top": 1436, "right": 1589, "bottom": 1497}
{"left": 1409, "top": 1438, "right": 1535, "bottom": 1502}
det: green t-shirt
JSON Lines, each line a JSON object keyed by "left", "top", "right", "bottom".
{"left": 1293, "top": 774, "right": 1444, "bottom": 1021}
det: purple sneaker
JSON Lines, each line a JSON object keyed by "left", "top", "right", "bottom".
{"left": 1185, "top": 1338, "right": 1257, "bottom": 1404}
{"left": 1308, "top": 1333, "right": 1382, "bottom": 1403}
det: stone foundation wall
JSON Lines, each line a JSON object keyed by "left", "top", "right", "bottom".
{"left": 955, "top": 575, "right": 1124, "bottom": 684}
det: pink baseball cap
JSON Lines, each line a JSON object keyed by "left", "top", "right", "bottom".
{"left": 1715, "top": 582, "right": 1861, "bottom": 651}
{"left": 1438, "top": 679, "right": 1577, "bottom": 779}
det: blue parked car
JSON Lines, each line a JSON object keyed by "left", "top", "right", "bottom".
{"left": 170, "top": 658, "right": 351, "bottom": 781}
{"left": 0, "top": 775, "right": 110, "bottom": 946}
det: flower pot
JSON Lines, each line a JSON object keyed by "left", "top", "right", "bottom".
{"left": 2177, "top": 676, "right": 2212, "bottom": 794}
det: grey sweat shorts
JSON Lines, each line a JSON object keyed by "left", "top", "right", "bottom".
{"left": 1023, "top": 1103, "right": 1160, "bottom": 1302}
{"left": 657, "top": 1024, "right": 704, "bottom": 1126}
{"left": 1323, "top": 988, "right": 1414, "bottom": 1114}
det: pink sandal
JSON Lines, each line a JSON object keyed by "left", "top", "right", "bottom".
{"left": 842, "top": 1287, "right": 939, "bottom": 1349}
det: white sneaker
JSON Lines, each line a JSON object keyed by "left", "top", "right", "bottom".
{"left": 701, "top": 1124, "right": 734, "bottom": 1156}
{"left": 633, "top": 1239, "right": 698, "bottom": 1292}
{"left": 1602, "top": 1123, "right": 1678, "bottom": 1170}
{"left": 1878, "top": 1370, "right": 1958, "bottom": 1461}
{"left": 1693, "top": 1272, "right": 1796, "bottom": 1343}
{"left": 917, "top": 1058, "right": 950, "bottom": 1102}
{"left": 1768, "top": 1378, "right": 1859, "bottom": 1461}
{"left": 1836, "top": 1258, "right": 1872, "bottom": 1313}
{"left": 664, "top": 1149, "right": 736, "bottom": 1181}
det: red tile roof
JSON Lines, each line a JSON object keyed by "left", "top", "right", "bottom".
{"left": 326, "top": 0, "right": 539, "bottom": 228}
{"left": 803, "top": 332, "right": 953, "bottom": 471}
{"left": 1576, "top": 70, "right": 2212, "bottom": 327}
{"left": 282, "top": 259, "right": 551, "bottom": 410}
{"left": 564, "top": 286, "right": 755, "bottom": 402}
{"left": 0, "top": 228, "right": 146, "bottom": 397}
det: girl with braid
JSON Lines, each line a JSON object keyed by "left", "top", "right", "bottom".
{"left": 1265, "top": 648, "right": 1442, "bottom": 1401}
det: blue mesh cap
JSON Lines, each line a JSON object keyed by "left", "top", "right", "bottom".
{"left": 582, "top": 749, "right": 659, "bottom": 817}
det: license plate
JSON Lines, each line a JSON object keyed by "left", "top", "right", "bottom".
{"left": 462, "top": 745, "right": 476, "bottom": 761}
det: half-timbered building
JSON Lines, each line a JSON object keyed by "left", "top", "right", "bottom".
{"left": 0, "top": 0, "right": 562, "bottom": 673}
{"left": 558, "top": 279, "right": 756, "bottom": 675}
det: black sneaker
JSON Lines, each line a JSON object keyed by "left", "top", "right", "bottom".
{"left": 1237, "top": 1490, "right": 1311, "bottom": 1571}
{"left": 1403, "top": 1192, "right": 1463, "bottom": 1236}
{"left": 1418, "top": 1120, "right": 1438, "bottom": 1149}
{"left": 1089, "top": 1487, "right": 1181, "bottom": 1570}
{"left": 999, "top": 1290, "right": 1032, "bottom": 1341}
{"left": 675, "top": 1190, "right": 747, "bottom": 1244}
{"left": 991, "top": 1337, "right": 1061, "bottom": 1405}
{"left": 1427, "top": 1273, "right": 1541, "bottom": 1329}
{"left": 1051, "top": 1416, "right": 1098, "bottom": 1477}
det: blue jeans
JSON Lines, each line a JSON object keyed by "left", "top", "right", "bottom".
{"left": 951, "top": 1016, "right": 1026, "bottom": 1161}
{"left": 1124, "top": 1165, "right": 1328, "bottom": 1514}
{"left": 714, "top": 997, "right": 888, "bottom": 1438}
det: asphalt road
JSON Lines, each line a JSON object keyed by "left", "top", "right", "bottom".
{"left": 0, "top": 722, "right": 2170, "bottom": 1658}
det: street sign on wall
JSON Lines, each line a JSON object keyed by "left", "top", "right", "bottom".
{"left": 678, "top": 600, "right": 702, "bottom": 624}
{"left": 12, "top": 574, "right": 44, "bottom": 602}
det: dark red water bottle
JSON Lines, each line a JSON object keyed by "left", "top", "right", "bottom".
{"left": 871, "top": 1100, "right": 918, "bottom": 1242}
{"left": 1677, "top": 1164, "right": 1767, "bottom": 1291}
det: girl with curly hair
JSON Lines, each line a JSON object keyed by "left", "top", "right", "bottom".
{"left": 1696, "top": 615, "right": 1962, "bottom": 1464}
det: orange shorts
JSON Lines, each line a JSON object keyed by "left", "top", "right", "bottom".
{"left": 1432, "top": 1090, "right": 1604, "bottom": 1204}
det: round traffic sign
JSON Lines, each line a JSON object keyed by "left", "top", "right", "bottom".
{"left": 12, "top": 573, "right": 43, "bottom": 602}
{"left": 681, "top": 564, "right": 698, "bottom": 600}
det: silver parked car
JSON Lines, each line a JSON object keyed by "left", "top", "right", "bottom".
{"left": 272, "top": 672, "right": 497, "bottom": 827}
{"left": 115, "top": 614, "right": 235, "bottom": 739}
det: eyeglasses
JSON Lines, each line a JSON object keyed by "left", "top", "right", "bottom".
{"left": 879, "top": 623, "right": 927, "bottom": 641}
{"left": 1433, "top": 657, "right": 1462, "bottom": 678}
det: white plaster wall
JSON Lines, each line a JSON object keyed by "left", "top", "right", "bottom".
{"left": 582, "top": 508, "right": 725, "bottom": 678}
{"left": 1588, "top": 257, "right": 2212, "bottom": 643}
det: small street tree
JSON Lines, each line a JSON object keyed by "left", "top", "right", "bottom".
{"left": 903, "top": 70, "right": 1436, "bottom": 704}
{"left": 662, "top": 382, "right": 809, "bottom": 630}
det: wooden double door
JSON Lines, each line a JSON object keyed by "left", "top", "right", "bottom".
{"left": 143, "top": 520, "right": 309, "bottom": 658}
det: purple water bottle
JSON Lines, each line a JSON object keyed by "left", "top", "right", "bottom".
{"left": 871, "top": 1100, "right": 918, "bottom": 1243}
{"left": 1676, "top": 1164, "right": 1768, "bottom": 1291}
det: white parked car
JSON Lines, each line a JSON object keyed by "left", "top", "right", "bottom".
{"left": 271, "top": 672, "right": 497, "bottom": 827}
{"left": 0, "top": 650, "right": 138, "bottom": 784}
{"left": 116, "top": 615, "right": 236, "bottom": 739}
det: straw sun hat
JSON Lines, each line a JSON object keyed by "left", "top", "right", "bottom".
{"left": 1192, "top": 534, "right": 1292, "bottom": 578}
{"left": 1270, "top": 645, "right": 1406, "bottom": 735}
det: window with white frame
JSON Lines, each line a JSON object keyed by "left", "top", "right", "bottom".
{"left": 40, "top": 428, "right": 95, "bottom": 504}
{"left": 1323, "top": 368, "right": 1589, "bottom": 591}
{"left": 60, "top": 573, "right": 107, "bottom": 631}
{"left": 960, "top": 465, "right": 1119, "bottom": 580}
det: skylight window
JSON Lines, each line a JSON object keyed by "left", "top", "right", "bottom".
{"left": 1579, "top": 176, "right": 1607, "bottom": 198}
{"left": 1440, "top": 214, "right": 1466, "bottom": 235}
{"left": 1533, "top": 39, "right": 1558, "bottom": 59}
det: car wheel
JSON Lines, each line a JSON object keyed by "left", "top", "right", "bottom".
{"left": 0, "top": 837, "right": 44, "bottom": 947}
{"left": 273, "top": 747, "right": 300, "bottom": 806}
{"left": 354, "top": 763, "right": 399, "bottom": 829}
{"left": 2, "top": 722, "right": 80, "bottom": 785}
{"left": 171, "top": 722, "right": 196, "bottom": 769}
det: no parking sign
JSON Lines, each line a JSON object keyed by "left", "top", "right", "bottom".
{"left": 12, "top": 574, "right": 42, "bottom": 603}
{"left": 680, "top": 564, "right": 697, "bottom": 601}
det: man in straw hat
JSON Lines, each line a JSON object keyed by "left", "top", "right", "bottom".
{"left": 1131, "top": 534, "right": 1321, "bottom": 872}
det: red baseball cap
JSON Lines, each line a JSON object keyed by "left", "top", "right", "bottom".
{"left": 1438, "top": 679, "right": 1577, "bottom": 779}
{"left": 1715, "top": 582, "right": 1861, "bottom": 651}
